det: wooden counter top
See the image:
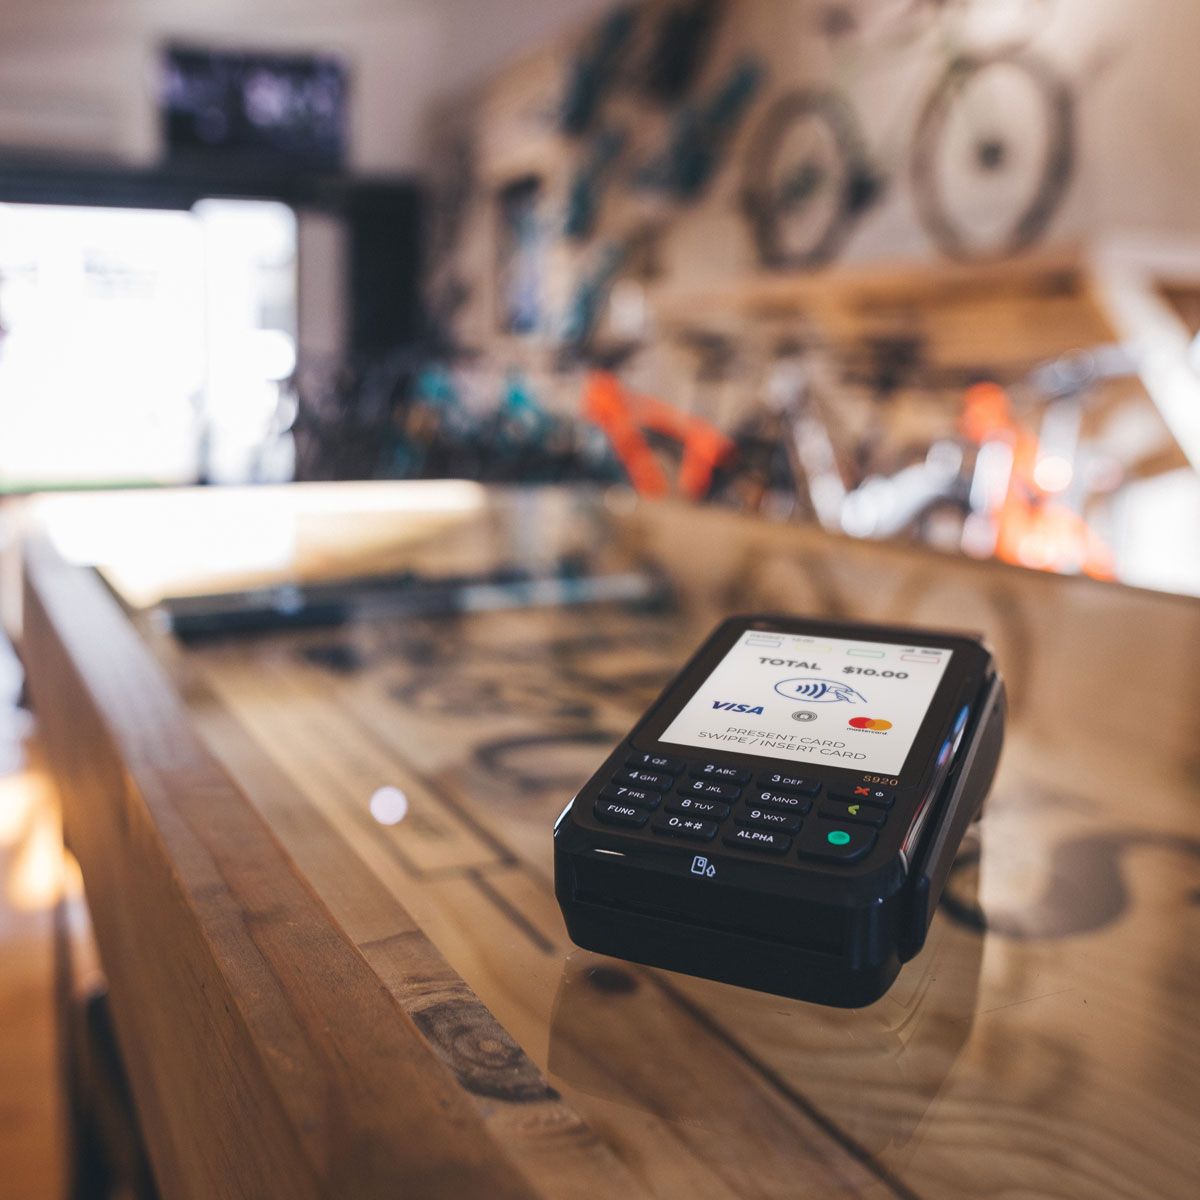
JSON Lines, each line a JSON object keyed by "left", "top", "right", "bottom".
{"left": 15, "top": 484, "right": 1200, "bottom": 1199}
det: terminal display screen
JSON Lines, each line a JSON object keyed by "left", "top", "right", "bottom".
{"left": 659, "top": 628, "right": 953, "bottom": 775}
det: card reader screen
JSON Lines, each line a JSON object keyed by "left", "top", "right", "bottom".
{"left": 660, "top": 629, "right": 953, "bottom": 775}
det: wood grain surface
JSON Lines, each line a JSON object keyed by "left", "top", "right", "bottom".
{"left": 20, "top": 531, "right": 635, "bottom": 1200}
{"left": 20, "top": 486, "right": 1200, "bottom": 1200}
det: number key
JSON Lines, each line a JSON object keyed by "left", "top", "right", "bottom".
{"left": 599, "top": 784, "right": 661, "bottom": 810}
{"left": 756, "top": 771, "right": 820, "bottom": 796}
{"left": 626, "top": 751, "right": 685, "bottom": 774}
{"left": 616, "top": 768, "right": 673, "bottom": 791}
{"left": 737, "top": 806, "right": 803, "bottom": 834}
{"left": 676, "top": 777, "right": 742, "bottom": 802}
{"left": 690, "top": 762, "right": 751, "bottom": 784}
{"left": 652, "top": 814, "right": 718, "bottom": 842}
{"left": 750, "top": 788, "right": 812, "bottom": 815}
{"left": 666, "top": 796, "right": 731, "bottom": 820}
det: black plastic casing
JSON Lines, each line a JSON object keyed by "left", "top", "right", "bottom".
{"left": 554, "top": 614, "right": 1005, "bottom": 1007}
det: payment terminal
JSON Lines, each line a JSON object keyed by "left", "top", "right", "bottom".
{"left": 553, "top": 614, "right": 1005, "bottom": 1006}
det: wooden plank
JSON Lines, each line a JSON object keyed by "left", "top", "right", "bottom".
{"left": 0, "top": 739, "right": 64, "bottom": 1200}
{"left": 653, "top": 251, "right": 1118, "bottom": 369}
{"left": 18, "top": 534, "right": 631, "bottom": 1200}
{"left": 181, "top": 690, "right": 640, "bottom": 1200}
{"left": 654, "top": 251, "right": 1088, "bottom": 315}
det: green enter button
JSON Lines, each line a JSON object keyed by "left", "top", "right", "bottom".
{"left": 826, "top": 829, "right": 851, "bottom": 846}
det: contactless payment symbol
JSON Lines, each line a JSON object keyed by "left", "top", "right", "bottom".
{"left": 774, "top": 678, "right": 866, "bottom": 704}
{"left": 849, "top": 717, "right": 892, "bottom": 730}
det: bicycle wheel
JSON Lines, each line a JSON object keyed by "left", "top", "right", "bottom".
{"left": 741, "top": 89, "right": 881, "bottom": 270}
{"left": 911, "top": 49, "right": 1074, "bottom": 261}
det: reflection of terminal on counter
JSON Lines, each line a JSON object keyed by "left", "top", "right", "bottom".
{"left": 549, "top": 871, "right": 984, "bottom": 1152}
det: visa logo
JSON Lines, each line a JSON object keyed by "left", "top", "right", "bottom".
{"left": 712, "top": 700, "right": 765, "bottom": 714}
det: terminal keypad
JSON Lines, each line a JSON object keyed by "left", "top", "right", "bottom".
{"left": 592, "top": 757, "right": 894, "bottom": 865}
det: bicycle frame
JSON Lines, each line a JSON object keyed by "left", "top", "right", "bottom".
{"left": 582, "top": 369, "right": 736, "bottom": 500}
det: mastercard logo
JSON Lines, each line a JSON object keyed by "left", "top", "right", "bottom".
{"left": 849, "top": 717, "right": 892, "bottom": 731}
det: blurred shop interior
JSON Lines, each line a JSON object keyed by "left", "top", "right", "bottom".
{"left": 0, "top": 0, "right": 1197, "bottom": 594}
{"left": 3, "top": 1, "right": 1200, "bottom": 1196}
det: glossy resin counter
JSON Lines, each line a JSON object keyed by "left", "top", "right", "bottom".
{"left": 17, "top": 483, "right": 1200, "bottom": 1200}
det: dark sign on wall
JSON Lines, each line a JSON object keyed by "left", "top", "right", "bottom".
{"left": 160, "top": 45, "right": 348, "bottom": 169}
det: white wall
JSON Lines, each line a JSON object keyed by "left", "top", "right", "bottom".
{"left": 0, "top": 0, "right": 607, "bottom": 172}
{"left": 1068, "top": 0, "right": 1200, "bottom": 238}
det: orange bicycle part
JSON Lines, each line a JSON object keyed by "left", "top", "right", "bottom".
{"left": 583, "top": 370, "right": 736, "bottom": 500}
{"left": 960, "top": 382, "right": 1114, "bottom": 580}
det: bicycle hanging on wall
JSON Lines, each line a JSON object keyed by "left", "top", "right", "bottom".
{"left": 741, "top": 0, "right": 1075, "bottom": 267}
